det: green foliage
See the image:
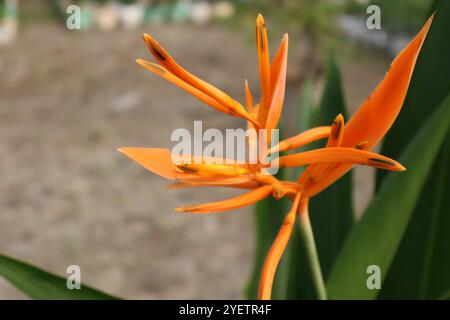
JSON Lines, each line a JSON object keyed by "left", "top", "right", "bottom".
{"left": 326, "top": 94, "right": 450, "bottom": 299}
{"left": 0, "top": 254, "right": 119, "bottom": 300}
{"left": 246, "top": 1, "right": 450, "bottom": 300}
{"left": 308, "top": 53, "right": 354, "bottom": 280}
{"left": 377, "top": 1, "right": 450, "bottom": 299}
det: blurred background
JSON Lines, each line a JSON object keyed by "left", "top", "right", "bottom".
{"left": 0, "top": 0, "right": 434, "bottom": 299}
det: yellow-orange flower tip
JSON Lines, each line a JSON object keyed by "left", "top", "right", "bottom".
{"left": 135, "top": 58, "right": 155, "bottom": 71}
{"left": 142, "top": 32, "right": 150, "bottom": 43}
{"left": 135, "top": 58, "right": 165, "bottom": 74}
{"left": 135, "top": 58, "right": 146, "bottom": 67}
{"left": 368, "top": 158, "right": 406, "bottom": 172}
{"left": 117, "top": 147, "right": 130, "bottom": 156}
{"left": 257, "top": 13, "right": 265, "bottom": 23}
{"left": 279, "top": 147, "right": 405, "bottom": 172}
{"left": 331, "top": 114, "right": 344, "bottom": 140}
{"left": 142, "top": 33, "right": 167, "bottom": 61}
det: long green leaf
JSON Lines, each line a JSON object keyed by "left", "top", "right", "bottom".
{"left": 309, "top": 52, "right": 354, "bottom": 279}
{"left": 284, "top": 54, "right": 354, "bottom": 299}
{"left": 284, "top": 78, "right": 319, "bottom": 299}
{"left": 0, "top": 254, "right": 119, "bottom": 300}
{"left": 326, "top": 94, "right": 450, "bottom": 299}
{"left": 377, "top": 0, "right": 450, "bottom": 299}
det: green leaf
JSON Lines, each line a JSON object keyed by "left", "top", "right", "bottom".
{"left": 309, "top": 52, "right": 354, "bottom": 279}
{"left": 283, "top": 78, "right": 320, "bottom": 299}
{"left": 326, "top": 94, "right": 450, "bottom": 299}
{"left": 292, "top": 76, "right": 316, "bottom": 179}
{"left": 285, "top": 54, "right": 354, "bottom": 299}
{"left": 299, "top": 77, "right": 316, "bottom": 133}
{"left": 0, "top": 253, "right": 119, "bottom": 300}
{"left": 377, "top": 1, "right": 450, "bottom": 299}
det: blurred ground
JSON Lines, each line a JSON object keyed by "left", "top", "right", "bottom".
{"left": 0, "top": 22, "right": 388, "bottom": 299}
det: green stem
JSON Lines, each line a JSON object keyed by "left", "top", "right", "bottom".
{"left": 299, "top": 207, "right": 327, "bottom": 300}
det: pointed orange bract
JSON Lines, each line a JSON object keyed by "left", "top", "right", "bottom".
{"left": 280, "top": 147, "right": 405, "bottom": 172}
{"left": 136, "top": 59, "right": 231, "bottom": 114}
{"left": 118, "top": 147, "right": 191, "bottom": 180}
{"left": 167, "top": 178, "right": 259, "bottom": 190}
{"left": 258, "top": 193, "right": 301, "bottom": 300}
{"left": 256, "top": 14, "right": 271, "bottom": 126}
{"left": 266, "top": 34, "right": 289, "bottom": 132}
{"left": 268, "top": 126, "right": 330, "bottom": 154}
{"left": 342, "top": 15, "right": 433, "bottom": 150}
{"left": 142, "top": 33, "right": 243, "bottom": 113}
{"left": 176, "top": 185, "right": 273, "bottom": 214}
{"left": 140, "top": 34, "right": 259, "bottom": 126}
{"left": 301, "top": 14, "right": 433, "bottom": 197}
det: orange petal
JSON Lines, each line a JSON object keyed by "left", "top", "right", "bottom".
{"left": 174, "top": 154, "right": 251, "bottom": 168}
{"left": 268, "top": 126, "right": 330, "bottom": 154}
{"left": 118, "top": 147, "right": 194, "bottom": 180}
{"left": 301, "top": 16, "right": 432, "bottom": 196}
{"left": 266, "top": 34, "right": 289, "bottom": 132}
{"left": 244, "top": 80, "right": 258, "bottom": 162}
{"left": 244, "top": 79, "right": 254, "bottom": 114}
{"left": 176, "top": 185, "right": 273, "bottom": 214}
{"left": 256, "top": 14, "right": 271, "bottom": 126}
{"left": 279, "top": 147, "right": 405, "bottom": 171}
{"left": 142, "top": 33, "right": 248, "bottom": 119}
{"left": 136, "top": 59, "right": 230, "bottom": 114}
{"left": 176, "top": 163, "right": 250, "bottom": 178}
{"left": 342, "top": 15, "right": 433, "bottom": 150}
{"left": 167, "top": 177, "right": 259, "bottom": 190}
{"left": 326, "top": 114, "right": 344, "bottom": 147}
{"left": 258, "top": 193, "right": 301, "bottom": 300}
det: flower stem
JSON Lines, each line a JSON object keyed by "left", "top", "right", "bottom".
{"left": 298, "top": 201, "right": 327, "bottom": 300}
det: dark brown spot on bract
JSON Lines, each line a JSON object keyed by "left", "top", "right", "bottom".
{"left": 332, "top": 120, "right": 342, "bottom": 139}
{"left": 259, "top": 28, "right": 265, "bottom": 52}
{"left": 150, "top": 43, "right": 166, "bottom": 61}
{"left": 369, "top": 158, "right": 394, "bottom": 166}
{"left": 176, "top": 164, "right": 198, "bottom": 173}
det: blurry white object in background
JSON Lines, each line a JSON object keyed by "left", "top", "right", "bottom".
{"left": 118, "top": 1, "right": 146, "bottom": 30}
{"left": 338, "top": 14, "right": 411, "bottom": 57}
{"left": 0, "top": 0, "right": 18, "bottom": 45}
{"left": 172, "top": 0, "right": 191, "bottom": 24}
{"left": 338, "top": 15, "right": 387, "bottom": 48}
{"left": 190, "top": 1, "right": 212, "bottom": 26}
{"left": 95, "top": 2, "right": 120, "bottom": 31}
{"left": 212, "top": 1, "right": 234, "bottom": 19}
{"left": 0, "top": 19, "right": 17, "bottom": 45}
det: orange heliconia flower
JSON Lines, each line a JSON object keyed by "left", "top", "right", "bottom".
{"left": 119, "top": 14, "right": 433, "bottom": 300}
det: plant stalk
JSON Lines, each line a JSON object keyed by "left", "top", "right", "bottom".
{"left": 298, "top": 202, "right": 327, "bottom": 300}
